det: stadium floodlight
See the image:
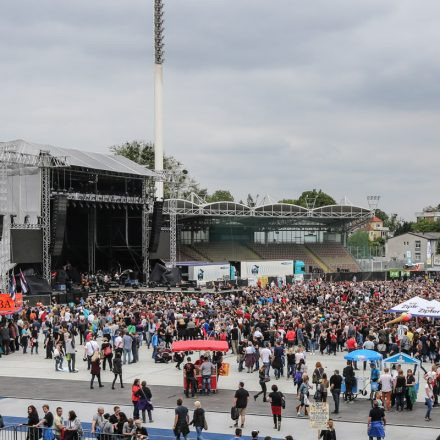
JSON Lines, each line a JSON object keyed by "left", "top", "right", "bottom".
{"left": 154, "top": 0, "right": 165, "bottom": 200}
{"left": 366, "top": 195, "right": 380, "bottom": 212}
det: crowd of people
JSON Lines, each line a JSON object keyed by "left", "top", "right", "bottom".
{"left": 1, "top": 276, "right": 440, "bottom": 438}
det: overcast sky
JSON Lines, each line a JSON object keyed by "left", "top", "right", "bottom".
{"left": 1, "top": 0, "right": 440, "bottom": 219}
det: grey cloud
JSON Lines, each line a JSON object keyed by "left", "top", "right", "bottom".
{"left": 1, "top": 0, "right": 440, "bottom": 218}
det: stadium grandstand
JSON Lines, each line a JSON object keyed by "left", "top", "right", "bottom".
{"left": 163, "top": 200, "right": 370, "bottom": 274}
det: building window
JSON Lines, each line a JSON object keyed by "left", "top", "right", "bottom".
{"left": 415, "top": 252, "right": 421, "bottom": 261}
{"left": 415, "top": 240, "right": 421, "bottom": 249}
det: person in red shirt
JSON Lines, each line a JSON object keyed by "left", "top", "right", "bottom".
{"left": 346, "top": 337, "right": 358, "bottom": 369}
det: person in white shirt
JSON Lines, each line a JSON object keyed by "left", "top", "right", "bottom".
{"left": 379, "top": 368, "right": 393, "bottom": 411}
{"left": 85, "top": 337, "right": 99, "bottom": 370}
{"left": 260, "top": 344, "right": 272, "bottom": 378}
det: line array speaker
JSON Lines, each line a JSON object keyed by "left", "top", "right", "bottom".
{"left": 51, "top": 195, "right": 68, "bottom": 256}
{"left": 148, "top": 201, "right": 164, "bottom": 253}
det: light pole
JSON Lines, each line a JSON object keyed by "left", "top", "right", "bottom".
{"left": 154, "top": 0, "right": 165, "bottom": 200}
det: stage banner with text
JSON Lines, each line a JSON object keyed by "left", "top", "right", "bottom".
{"left": 0, "top": 293, "right": 23, "bottom": 315}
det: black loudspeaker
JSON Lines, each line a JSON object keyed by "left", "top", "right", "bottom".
{"left": 150, "top": 263, "right": 181, "bottom": 286}
{"left": 148, "top": 201, "right": 164, "bottom": 253}
{"left": 51, "top": 195, "right": 68, "bottom": 256}
{"left": 0, "top": 215, "right": 3, "bottom": 241}
{"left": 26, "top": 275, "right": 52, "bottom": 295}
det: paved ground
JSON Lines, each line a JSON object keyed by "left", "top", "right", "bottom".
{"left": 0, "top": 376, "right": 438, "bottom": 428}
{"left": 1, "top": 338, "right": 439, "bottom": 438}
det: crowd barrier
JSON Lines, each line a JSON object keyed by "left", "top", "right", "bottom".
{"left": 0, "top": 425, "right": 175, "bottom": 440}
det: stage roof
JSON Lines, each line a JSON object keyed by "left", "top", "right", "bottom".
{"left": 1, "top": 140, "right": 157, "bottom": 177}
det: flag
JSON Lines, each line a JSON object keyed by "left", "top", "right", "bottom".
{"left": 19, "top": 270, "right": 28, "bottom": 294}
{"left": 9, "top": 274, "right": 16, "bottom": 301}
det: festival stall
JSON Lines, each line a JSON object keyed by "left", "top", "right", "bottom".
{"left": 342, "top": 349, "right": 383, "bottom": 397}
{"left": 383, "top": 352, "right": 420, "bottom": 393}
{"left": 171, "top": 340, "right": 229, "bottom": 393}
{"left": 386, "top": 296, "right": 432, "bottom": 314}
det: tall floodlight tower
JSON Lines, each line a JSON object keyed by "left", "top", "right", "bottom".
{"left": 154, "top": 0, "right": 165, "bottom": 199}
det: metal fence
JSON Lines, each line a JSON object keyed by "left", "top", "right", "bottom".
{"left": 0, "top": 425, "right": 176, "bottom": 440}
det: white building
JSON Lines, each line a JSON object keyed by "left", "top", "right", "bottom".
{"left": 385, "top": 232, "right": 440, "bottom": 267}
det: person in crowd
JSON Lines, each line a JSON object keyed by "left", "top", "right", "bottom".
{"left": 233, "top": 382, "right": 249, "bottom": 429}
{"left": 132, "top": 379, "right": 141, "bottom": 420}
{"left": 52, "top": 407, "right": 64, "bottom": 440}
{"left": 296, "top": 374, "right": 311, "bottom": 417}
{"left": 101, "top": 336, "right": 113, "bottom": 371}
{"left": 379, "top": 368, "right": 393, "bottom": 411}
{"left": 425, "top": 377, "right": 434, "bottom": 422}
{"left": 319, "top": 419, "right": 337, "bottom": 440}
{"left": 35, "top": 404, "right": 54, "bottom": 440}
{"left": 405, "top": 369, "right": 416, "bottom": 411}
{"left": 64, "top": 410, "right": 82, "bottom": 440}
{"left": 65, "top": 332, "right": 78, "bottom": 373}
{"left": 90, "top": 354, "right": 103, "bottom": 389}
{"left": 268, "top": 384, "right": 284, "bottom": 431}
{"left": 133, "top": 419, "right": 149, "bottom": 439}
{"left": 136, "top": 380, "right": 153, "bottom": 423}
{"left": 367, "top": 400, "right": 386, "bottom": 440}
{"left": 190, "top": 401, "right": 206, "bottom": 440}
{"left": 342, "top": 361, "right": 355, "bottom": 402}
{"left": 200, "top": 356, "right": 214, "bottom": 396}
{"left": 183, "top": 357, "right": 198, "bottom": 398}
{"left": 91, "top": 407, "right": 105, "bottom": 435}
{"left": 25, "top": 405, "right": 40, "bottom": 440}
{"left": 173, "top": 398, "right": 190, "bottom": 440}
{"left": 111, "top": 352, "right": 124, "bottom": 389}
{"left": 393, "top": 369, "right": 406, "bottom": 412}
{"left": 254, "top": 365, "right": 268, "bottom": 402}
{"left": 330, "top": 370, "right": 342, "bottom": 414}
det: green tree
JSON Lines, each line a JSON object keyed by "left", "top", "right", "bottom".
{"left": 110, "top": 140, "right": 208, "bottom": 199}
{"left": 296, "top": 190, "right": 336, "bottom": 208}
{"left": 348, "top": 230, "right": 370, "bottom": 249}
{"left": 394, "top": 221, "right": 413, "bottom": 236}
{"left": 206, "top": 190, "right": 234, "bottom": 203}
{"left": 278, "top": 198, "right": 298, "bottom": 205}
{"left": 374, "top": 209, "right": 388, "bottom": 223}
{"left": 411, "top": 219, "right": 440, "bottom": 233}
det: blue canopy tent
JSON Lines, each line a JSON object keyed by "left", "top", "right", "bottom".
{"left": 383, "top": 352, "right": 421, "bottom": 392}
{"left": 344, "top": 349, "right": 383, "bottom": 362}
{"left": 342, "top": 350, "right": 383, "bottom": 396}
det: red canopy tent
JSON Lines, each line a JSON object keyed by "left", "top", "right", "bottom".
{"left": 171, "top": 340, "right": 229, "bottom": 353}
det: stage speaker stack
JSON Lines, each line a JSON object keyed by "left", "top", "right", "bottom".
{"left": 148, "top": 201, "right": 164, "bottom": 253}
{"left": 0, "top": 215, "right": 3, "bottom": 241}
{"left": 51, "top": 195, "right": 68, "bottom": 256}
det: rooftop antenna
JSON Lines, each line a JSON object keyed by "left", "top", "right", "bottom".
{"left": 154, "top": 0, "right": 165, "bottom": 199}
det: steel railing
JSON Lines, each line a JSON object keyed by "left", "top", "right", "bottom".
{"left": 0, "top": 425, "right": 177, "bottom": 440}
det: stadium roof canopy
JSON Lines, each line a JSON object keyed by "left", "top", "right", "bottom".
{"left": 164, "top": 198, "right": 370, "bottom": 219}
{"left": 163, "top": 199, "right": 371, "bottom": 231}
{"left": 0, "top": 139, "right": 157, "bottom": 177}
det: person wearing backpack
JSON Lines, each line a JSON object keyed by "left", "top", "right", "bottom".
{"left": 101, "top": 337, "right": 113, "bottom": 371}
{"left": 312, "top": 362, "right": 324, "bottom": 392}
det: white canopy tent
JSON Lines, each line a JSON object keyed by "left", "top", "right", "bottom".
{"left": 386, "top": 296, "right": 432, "bottom": 313}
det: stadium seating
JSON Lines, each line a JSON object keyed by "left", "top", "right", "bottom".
{"left": 248, "top": 243, "right": 323, "bottom": 271}
{"left": 306, "top": 243, "right": 360, "bottom": 272}
{"left": 177, "top": 241, "right": 360, "bottom": 273}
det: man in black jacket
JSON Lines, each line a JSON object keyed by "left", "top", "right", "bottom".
{"left": 330, "top": 370, "right": 342, "bottom": 414}
{"left": 319, "top": 419, "right": 337, "bottom": 440}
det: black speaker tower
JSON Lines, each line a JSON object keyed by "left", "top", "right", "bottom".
{"left": 149, "top": 201, "right": 164, "bottom": 253}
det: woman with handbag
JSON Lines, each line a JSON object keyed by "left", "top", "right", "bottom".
{"left": 111, "top": 352, "right": 124, "bottom": 389}
{"left": 268, "top": 384, "right": 284, "bottom": 431}
{"left": 136, "top": 380, "right": 154, "bottom": 423}
{"left": 296, "top": 374, "right": 311, "bottom": 417}
{"left": 190, "top": 401, "right": 207, "bottom": 440}
{"left": 254, "top": 365, "right": 268, "bottom": 402}
{"left": 101, "top": 337, "right": 113, "bottom": 371}
{"left": 393, "top": 370, "right": 406, "bottom": 412}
